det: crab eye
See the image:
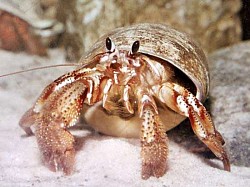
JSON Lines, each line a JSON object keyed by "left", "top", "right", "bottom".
{"left": 106, "top": 37, "right": 115, "bottom": 52}
{"left": 106, "top": 37, "right": 112, "bottom": 50}
{"left": 131, "top": 40, "right": 140, "bottom": 54}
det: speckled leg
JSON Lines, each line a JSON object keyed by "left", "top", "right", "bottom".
{"left": 158, "top": 82, "right": 230, "bottom": 171}
{"left": 36, "top": 81, "right": 88, "bottom": 174}
{"left": 19, "top": 108, "right": 37, "bottom": 135}
{"left": 19, "top": 68, "right": 105, "bottom": 174}
{"left": 20, "top": 80, "right": 88, "bottom": 174}
{"left": 35, "top": 116, "right": 76, "bottom": 174}
{"left": 138, "top": 91, "right": 168, "bottom": 179}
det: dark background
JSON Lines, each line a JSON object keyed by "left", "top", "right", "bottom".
{"left": 241, "top": 0, "right": 250, "bottom": 40}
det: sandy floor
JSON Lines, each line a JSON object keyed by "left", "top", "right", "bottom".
{"left": 0, "top": 49, "right": 249, "bottom": 187}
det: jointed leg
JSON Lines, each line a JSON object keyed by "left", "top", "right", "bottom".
{"left": 137, "top": 91, "right": 168, "bottom": 179}
{"left": 35, "top": 116, "right": 76, "bottom": 174}
{"left": 19, "top": 69, "right": 104, "bottom": 174}
{"left": 158, "top": 82, "right": 230, "bottom": 171}
{"left": 19, "top": 80, "right": 89, "bottom": 174}
{"left": 19, "top": 108, "right": 37, "bottom": 135}
{"left": 35, "top": 81, "right": 87, "bottom": 174}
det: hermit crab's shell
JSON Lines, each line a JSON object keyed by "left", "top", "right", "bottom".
{"left": 83, "top": 23, "right": 209, "bottom": 102}
{"left": 81, "top": 23, "right": 210, "bottom": 138}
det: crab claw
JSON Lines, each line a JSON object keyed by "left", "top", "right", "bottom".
{"left": 19, "top": 76, "right": 88, "bottom": 174}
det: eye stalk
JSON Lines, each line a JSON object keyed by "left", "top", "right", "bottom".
{"left": 105, "top": 37, "right": 115, "bottom": 52}
{"left": 131, "top": 40, "right": 140, "bottom": 54}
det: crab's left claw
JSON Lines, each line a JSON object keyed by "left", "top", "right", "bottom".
{"left": 19, "top": 68, "right": 104, "bottom": 174}
{"left": 19, "top": 80, "right": 88, "bottom": 174}
{"left": 158, "top": 82, "right": 230, "bottom": 172}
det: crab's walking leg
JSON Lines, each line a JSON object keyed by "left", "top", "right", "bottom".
{"left": 19, "top": 108, "right": 36, "bottom": 135}
{"left": 158, "top": 82, "right": 230, "bottom": 171}
{"left": 137, "top": 90, "right": 168, "bottom": 179}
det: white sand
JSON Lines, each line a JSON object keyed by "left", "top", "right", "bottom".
{"left": 0, "top": 50, "right": 249, "bottom": 187}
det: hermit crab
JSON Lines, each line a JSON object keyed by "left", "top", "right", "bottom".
{"left": 19, "top": 23, "right": 230, "bottom": 179}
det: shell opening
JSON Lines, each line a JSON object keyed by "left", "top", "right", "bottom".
{"left": 145, "top": 54, "right": 197, "bottom": 97}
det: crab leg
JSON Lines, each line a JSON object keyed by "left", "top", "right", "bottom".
{"left": 19, "top": 69, "right": 104, "bottom": 174}
{"left": 102, "top": 78, "right": 113, "bottom": 109}
{"left": 137, "top": 90, "right": 168, "bottom": 179}
{"left": 157, "top": 82, "right": 230, "bottom": 171}
{"left": 19, "top": 108, "right": 37, "bottom": 135}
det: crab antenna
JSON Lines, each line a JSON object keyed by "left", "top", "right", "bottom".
{"left": 0, "top": 63, "right": 80, "bottom": 78}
